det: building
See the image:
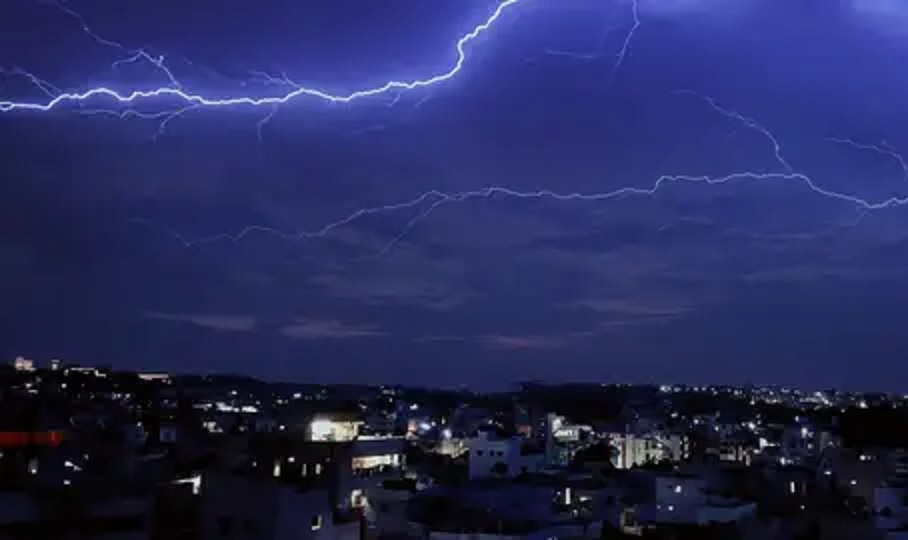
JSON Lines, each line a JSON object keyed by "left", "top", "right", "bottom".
{"left": 818, "top": 448, "right": 894, "bottom": 508}
{"left": 407, "top": 486, "right": 561, "bottom": 539}
{"left": 467, "top": 431, "right": 545, "bottom": 480}
{"left": 544, "top": 413, "right": 593, "bottom": 466}
{"left": 137, "top": 372, "right": 171, "bottom": 383}
{"left": 365, "top": 477, "right": 422, "bottom": 537}
{"left": 434, "top": 434, "right": 467, "bottom": 458}
{"left": 0, "top": 491, "right": 153, "bottom": 538}
{"left": 716, "top": 431, "right": 760, "bottom": 466}
{"left": 609, "top": 432, "right": 689, "bottom": 469}
{"left": 254, "top": 434, "right": 407, "bottom": 515}
{"left": 64, "top": 366, "right": 106, "bottom": 378}
{"left": 200, "top": 468, "right": 339, "bottom": 540}
{"left": 13, "top": 357, "right": 34, "bottom": 372}
{"left": 875, "top": 480, "right": 908, "bottom": 534}
{"left": 759, "top": 464, "right": 813, "bottom": 513}
{"left": 655, "top": 474, "right": 756, "bottom": 526}
{"left": 308, "top": 413, "right": 363, "bottom": 442}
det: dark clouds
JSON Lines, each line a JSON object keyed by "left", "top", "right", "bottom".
{"left": 3, "top": 0, "right": 908, "bottom": 389}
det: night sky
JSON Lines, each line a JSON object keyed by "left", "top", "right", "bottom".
{"left": 3, "top": 0, "right": 908, "bottom": 390}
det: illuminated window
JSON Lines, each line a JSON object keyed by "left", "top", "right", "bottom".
{"left": 301, "top": 463, "right": 307, "bottom": 477}
{"left": 315, "top": 463, "right": 322, "bottom": 475}
{"left": 272, "top": 460, "right": 281, "bottom": 478}
{"left": 352, "top": 454, "right": 400, "bottom": 471}
{"left": 309, "top": 419, "right": 361, "bottom": 442}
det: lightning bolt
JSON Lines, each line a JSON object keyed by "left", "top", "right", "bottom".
{"left": 543, "top": 0, "right": 640, "bottom": 76}
{"left": 826, "top": 137, "right": 908, "bottom": 183}
{"left": 131, "top": 190, "right": 453, "bottom": 247}
{"left": 1, "top": 0, "right": 523, "bottom": 113}
{"left": 256, "top": 105, "right": 279, "bottom": 143}
{"left": 247, "top": 71, "right": 302, "bottom": 90}
{"left": 612, "top": 0, "right": 641, "bottom": 77}
{"left": 133, "top": 92, "right": 908, "bottom": 255}
{"left": 370, "top": 198, "right": 454, "bottom": 259}
{"left": 49, "top": 0, "right": 182, "bottom": 88}
{"left": 544, "top": 21, "right": 617, "bottom": 61}
{"left": 0, "top": 67, "right": 62, "bottom": 98}
{"left": 134, "top": 172, "right": 908, "bottom": 250}
{"left": 544, "top": 49, "right": 606, "bottom": 61}
{"left": 12, "top": 4, "right": 905, "bottom": 256}
{"left": 675, "top": 90, "right": 793, "bottom": 173}
{"left": 76, "top": 105, "right": 200, "bottom": 140}
{"left": 364, "top": 94, "right": 896, "bottom": 254}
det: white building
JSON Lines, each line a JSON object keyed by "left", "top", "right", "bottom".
{"left": 546, "top": 414, "right": 591, "bottom": 443}
{"left": 13, "top": 356, "right": 34, "bottom": 372}
{"left": 308, "top": 415, "right": 363, "bottom": 442}
{"left": 609, "top": 432, "right": 689, "bottom": 469}
{"left": 137, "top": 372, "right": 170, "bottom": 383}
{"left": 435, "top": 436, "right": 467, "bottom": 458}
{"left": 718, "top": 443, "right": 752, "bottom": 465}
{"left": 467, "top": 432, "right": 545, "bottom": 480}
{"left": 64, "top": 366, "right": 106, "bottom": 378}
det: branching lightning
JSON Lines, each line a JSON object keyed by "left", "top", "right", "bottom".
{"left": 133, "top": 92, "right": 908, "bottom": 255}
{"left": 1, "top": 0, "right": 523, "bottom": 113}
{"left": 826, "top": 137, "right": 908, "bottom": 183}
{"left": 0, "top": 67, "right": 62, "bottom": 98}
{"left": 9, "top": 1, "right": 908, "bottom": 259}
{"left": 49, "top": 0, "right": 183, "bottom": 88}
{"left": 76, "top": 105, "right": 200, "bottom": 140}
{"left": 612, "top": 0, "right": 641, "bottom": 76}
{"left": 675, "top": 90, "right": 793, "bottom": 173}
{"left": 543, "top": 0, "right": 640, "bottom": 77}
{"left": 136, "top": 173, "right": 908, "bottom": 250}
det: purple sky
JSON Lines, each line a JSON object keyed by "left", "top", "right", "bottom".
{"left": 2, "top": 0, "right": 908, "bottom": 390}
